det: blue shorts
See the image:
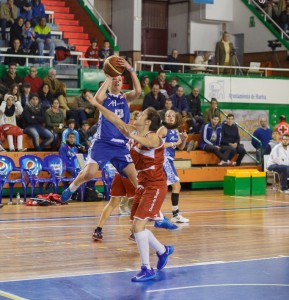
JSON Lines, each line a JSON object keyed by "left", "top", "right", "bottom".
{"left": 87, "top": 140, "right": 133, "bottom": 177}
{"left": 163, "top": 157, "right": 179, "bottom": 186}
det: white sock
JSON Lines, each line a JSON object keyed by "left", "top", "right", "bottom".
{"left": 17, "top": 135, "right": 23, "bottom": 150}
{"left": 134, "top": 230, "right": 151, "bottom": 269}
{"left": 7, "top": 135, "right": 14, "bottom": 150}
{"left": 172, "top": 205, "right": 179, "bottom": 212}
{"left": 159, "top": 211, "right": 164, "bottom": 220}
{"left": 146, "top": 229, "right": 165, "bottom": 255}
{"left": 69, "top": 183, "right": 79, "bottom": 193}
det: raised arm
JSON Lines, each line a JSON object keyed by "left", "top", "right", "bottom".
{"left": 93, "top": 77, "right": 112, "bottom": 104}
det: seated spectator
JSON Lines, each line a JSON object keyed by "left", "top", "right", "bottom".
{"left": 264, "top": 0, "right": 279, "bottom": 23}
{"left": 20, "top": 81, "right": 31, "bottom": 108}
{"left": 140, "top": 75, "right": 151, "bottom": 97}
{"left": 22, "top": 93, "right": 54, "bottom": 151}
{"left": 43, "top": 68, "right": 62, "bottom": 96}
{"left": 251, "top": 118, "right": 272, "bottom": 161}
{"left": 0, "top": 93, "right": 25, "bottom": 151}
{"left": 4, "top": 38, "right": 26, "bottom": 66}
{"left": 74, "top": 89, "right": 95, "bottom": 119}
{"left": 142, "top": 83, "right": 166, "bottom": 111}
{"left": 99, "top": 39, "right": 114, "bottom": 69}
{"left": 15, "top": 0, "right": 32, "bottom": 21}
{"left": 9, "top": 16, "right": 24, "bottom": 47}
{"left": 85, "top": 38, "right": 99, "bottom": 69}
{"left": 23, "top": 66, "right": 43, "bottom": 93}
{"left": 9, "top": 82, "right": 20, "bottom": 102}
{"left": 152, "top": 71, "right": 172, "bottom": 96}
{"left": 56, "top": 83, "right": 86, "bottom": 128}
{"left": 1, "top": 63, "right": 23, "bottom": 88}
{"left": 221, "top": 114, "right": 246, "bottom": 166}
{"left": 0, "top": 0, "right": 18, "bottom": 40}
{"left": 186, "top": 87, "right": 203, "bottom": 133}
{"left": 45, "top": 98, "right": 65, "bottom": 150}
{"left": 159, "top": 98, "right": 173, "bottom": 121}
{"left": 169, "top": 77, "right": 180, "bottom": 95}
{"left": 59, "top": 132, "right": 79, "bottom": 169}
{"left": 31, "top": 0, "right": 45, "bottom": 27}
{"left": 164, "top": 49, "right": 181, "bottom": 73}
{"left": 62, "top": 118, "right": 81, "bottom": 147}
{"left": 273, "top": 115, "right": 289, "bottom": 136}
{"left": 170, "top": 86, "right": 188, "bottom": 117}
{"left": 264, "top": 130, "right": 280, "bottom": 155}
{"left": 203, "top": 98, "right": 221, "bottom": 124}
{"left": 200, "top": 115, "right": 233, "bottom": 165}
{"left": 280, "top": 5, "right": 289, "bottom": 32}
{"left": 192, "top": 51, "right": 210, "bottom": 73}
{"left": 267, "top": 134, "right": 289, "bottom": 193}
{"left": 34, "top": 17, "right": 55, "bottom": 64}
{"left": 79, "top": 120, "right": 91, "bottom": 152}
{"left": 38, "top": 83, "right": 52, "bottom": 111}
{"left": 22, "top": 19, "right": 35, "bottom": 53}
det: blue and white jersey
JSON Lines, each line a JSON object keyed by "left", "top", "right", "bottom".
{"left": 92, "top": 93, "right": 130, "bottom": 144}
{"left": 163, "top": 127, "right": 179, "bottom": 160}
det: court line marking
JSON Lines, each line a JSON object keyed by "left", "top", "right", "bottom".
{"left": 147, "top": 283, "right": 289, "bottom": 293}
{"left": 0, "top": 290, "right": 28, "bottom": 300}
{"left": 0, "top": 256, "right": 287, "bottom": 284}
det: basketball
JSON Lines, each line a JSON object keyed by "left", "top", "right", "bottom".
{"left": 103, "top": 55, "right": 125, "bottom": 77}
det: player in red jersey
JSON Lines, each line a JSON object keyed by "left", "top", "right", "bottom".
{"left": 87, "top": 93, "right": 174, "bottom": 282}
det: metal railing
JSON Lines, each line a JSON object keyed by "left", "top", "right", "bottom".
{"left": 0, "top": 54, "right": 55, "bottom": 67}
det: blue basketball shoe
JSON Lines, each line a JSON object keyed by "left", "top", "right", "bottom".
{"left": 154, "top": 216, "right": 179, "bottom": 231}
{"left": 157, "top": 245, "right": 174, "bottom": 270}
{"left": 131, "top": 266, "right": 156, "bottom": 282}
{"left": 61, "top": 187, "right": 73, "bottom": 203}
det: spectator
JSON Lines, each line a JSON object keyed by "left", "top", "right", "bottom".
{"left": 251, "top": 118, "right": 272, "bottom": 161}
{"left": 164, "top": 49, "right": 181, "bottom": 73}
{"left": 22, "top": 93, "right": 54, "bottom": 151}
{"left": 200, "top": 115, "right": 234, "bottom": 165}
{"left": 264, "top": 0, "right": 279, "bottom": 23}
{"left": 31, "top": 0, "right": 45, "bottom": 26}
{"left": 20, "top": 81, "right": 31, "bottom": 108}
{"left": 59, "top": 132, "right": 79, "bottom": 169}
{"left": 203, "top": 98, "right": 221, "bottom": 124}
{"left": 159, "top": 98, "right": 173, "bottom": 121}
{"left": 215, "top": 31, "right": 235, "bottom": 74}
{"left": 221, "top": 113, "right": 246, "bottom": 166}
{"left": 34, "top": 17, "right": 55, "bottom": 64}
{"left": 43, "top": 68, "right": 62, "bottom": 96}
{"left": 23, "top": 66, "right": 43, "bottom": 93}
{"left": 74, "top": 89, "right": 95, "bottom": 119}
{"left": 4, "top": 38, "right": 25, "bottom": 66}
{"left": 170, "top": 86, "right": 188, "bottom": 117}
{"left": 279, "top": 5, "right": 289, "bottom": 32}
{"left": 85, "top": 38, "right": 99, "bottom": 69}
{"left": 152, "top": 71, "right": 172, "bottom": 96}
{"left": 38, "top": 83, "right": 52, "bottom": 111}
{"left": 62, "top": 118, "right": 81, "bottom": 146}
{"left": 267, "top": 133, "right": 289, "bottom": 193}
{"left": 45, "top": 98, "right": 65, "bottom": 150}
{"left": 22, "top": 19, "right": 35, "bottom": 53}
{"left": 9, "top": 16, "right": 24, "bottom": 47}
{"left": 99, "top": 39, "right": 114, "bottom": 69}
{"left": 0, "top": 93, "right": 25, "bottom": 151}
{"left": 273, "top": 115, "right": 289, "bottom": 136}
{"left": 56, "top": 83, "right": 86, "bottom": 128}
{"left": 79, "top": 120, "right": 91, "bottom": 152}
{"left": 0, "top": 0, "right": 18, "bottom": 41}
{"left": 9, "top": 82, "right": 20, "bottom": 102}
{"left": 169, "top": 77, "right": 180, "bottom": 95}
{"left": 14, "top": 0, "right": 32, "bottom": 21}
{"left": 192, "top": 51, "right": 210, "bottom": 73}
{"left": 1, "top": 63, "right": 23, "bottom": 88}
{"left": 140, "top": 75, "right": 151, "bottom": 97}
{"left": 186, "top": 87, "right": 203, "bottom": 133}
{"left": 142, "top": 83, "right": 166, "bottom": 111}
{"left": 264, "top": 130, "right": 281, "bottom": 155}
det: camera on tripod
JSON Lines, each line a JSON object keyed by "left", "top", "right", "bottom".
{"left": 268, "top": 39, "right": 282, "bottom": 50}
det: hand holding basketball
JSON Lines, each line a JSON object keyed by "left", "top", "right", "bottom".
{"left": 103, "top": 55, "right": 126, "bottom": 77}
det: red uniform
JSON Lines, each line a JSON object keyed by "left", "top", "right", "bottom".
{"left": 110, "top": 172, "right": 135, "bottom": 198}
{"left": 130, "top": 133, "right": 167, "bottom": 221}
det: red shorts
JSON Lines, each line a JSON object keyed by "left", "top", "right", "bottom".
{"left": 131, "top": 182, "right": 168, "bottom": 221}
{"left": 110, "top": 173, "right": 136, "bottom": 198}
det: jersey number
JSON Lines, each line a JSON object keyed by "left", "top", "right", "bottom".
{"left": 125, "top": 154, "right": 133, "bottom": 163}
{"left": 115, "top": 109, "right": 124, "bottom": 119}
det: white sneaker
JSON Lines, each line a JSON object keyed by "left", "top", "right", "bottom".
{"left": 218, "top": 160, "right": 227, "bottom": 166}
{"left": 171, "top": 214, "right": 189, "bottom": 223}
{"left": 280, "top": 189, "right": 289, "bottom": 194}
{"left": 0, "top": 145, "right": 6, "bottom": 152}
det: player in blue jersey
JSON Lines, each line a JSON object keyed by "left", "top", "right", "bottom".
{"left": 157, "top": 109, "right": 190, "bottom": 223}
{"left": 61, "top": 57, "right": 141, "bottom": 203}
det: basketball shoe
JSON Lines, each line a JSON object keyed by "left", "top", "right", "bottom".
{"left": 61, "top": 187, "right": 73, "bottom": 203}
{"left": 157, "top": 245, "right": 174, "bottom": 270}
{"left": 131, "top": 266, "right": 156, "bottom": 282}
{"left": 154, "top": 216, "right": 179, "bottom": 230}
{"left": 92, "top": 230, "right": 103, "bottom": 241}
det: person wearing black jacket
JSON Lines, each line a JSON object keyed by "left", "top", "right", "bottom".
{"left": 4, "top": 39, "right": 26, "bottom": 66}
{"left": 186, "top": 87, "right": 203, "bottom": 133}
{"left": 22, "top": 93, "right": 54, "bottom": 151}
{"left": 142, "top": 83, "right": 166, "bottom": 111}
{"left": 9, "top": 16, "right": 24, "bottom": 47}
{"left": 221, "top": 113, "right": 246, "bottom": 166}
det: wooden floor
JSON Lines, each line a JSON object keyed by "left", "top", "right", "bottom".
{"left": 1, "top": 188, "right": 289, "bottom": 284}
